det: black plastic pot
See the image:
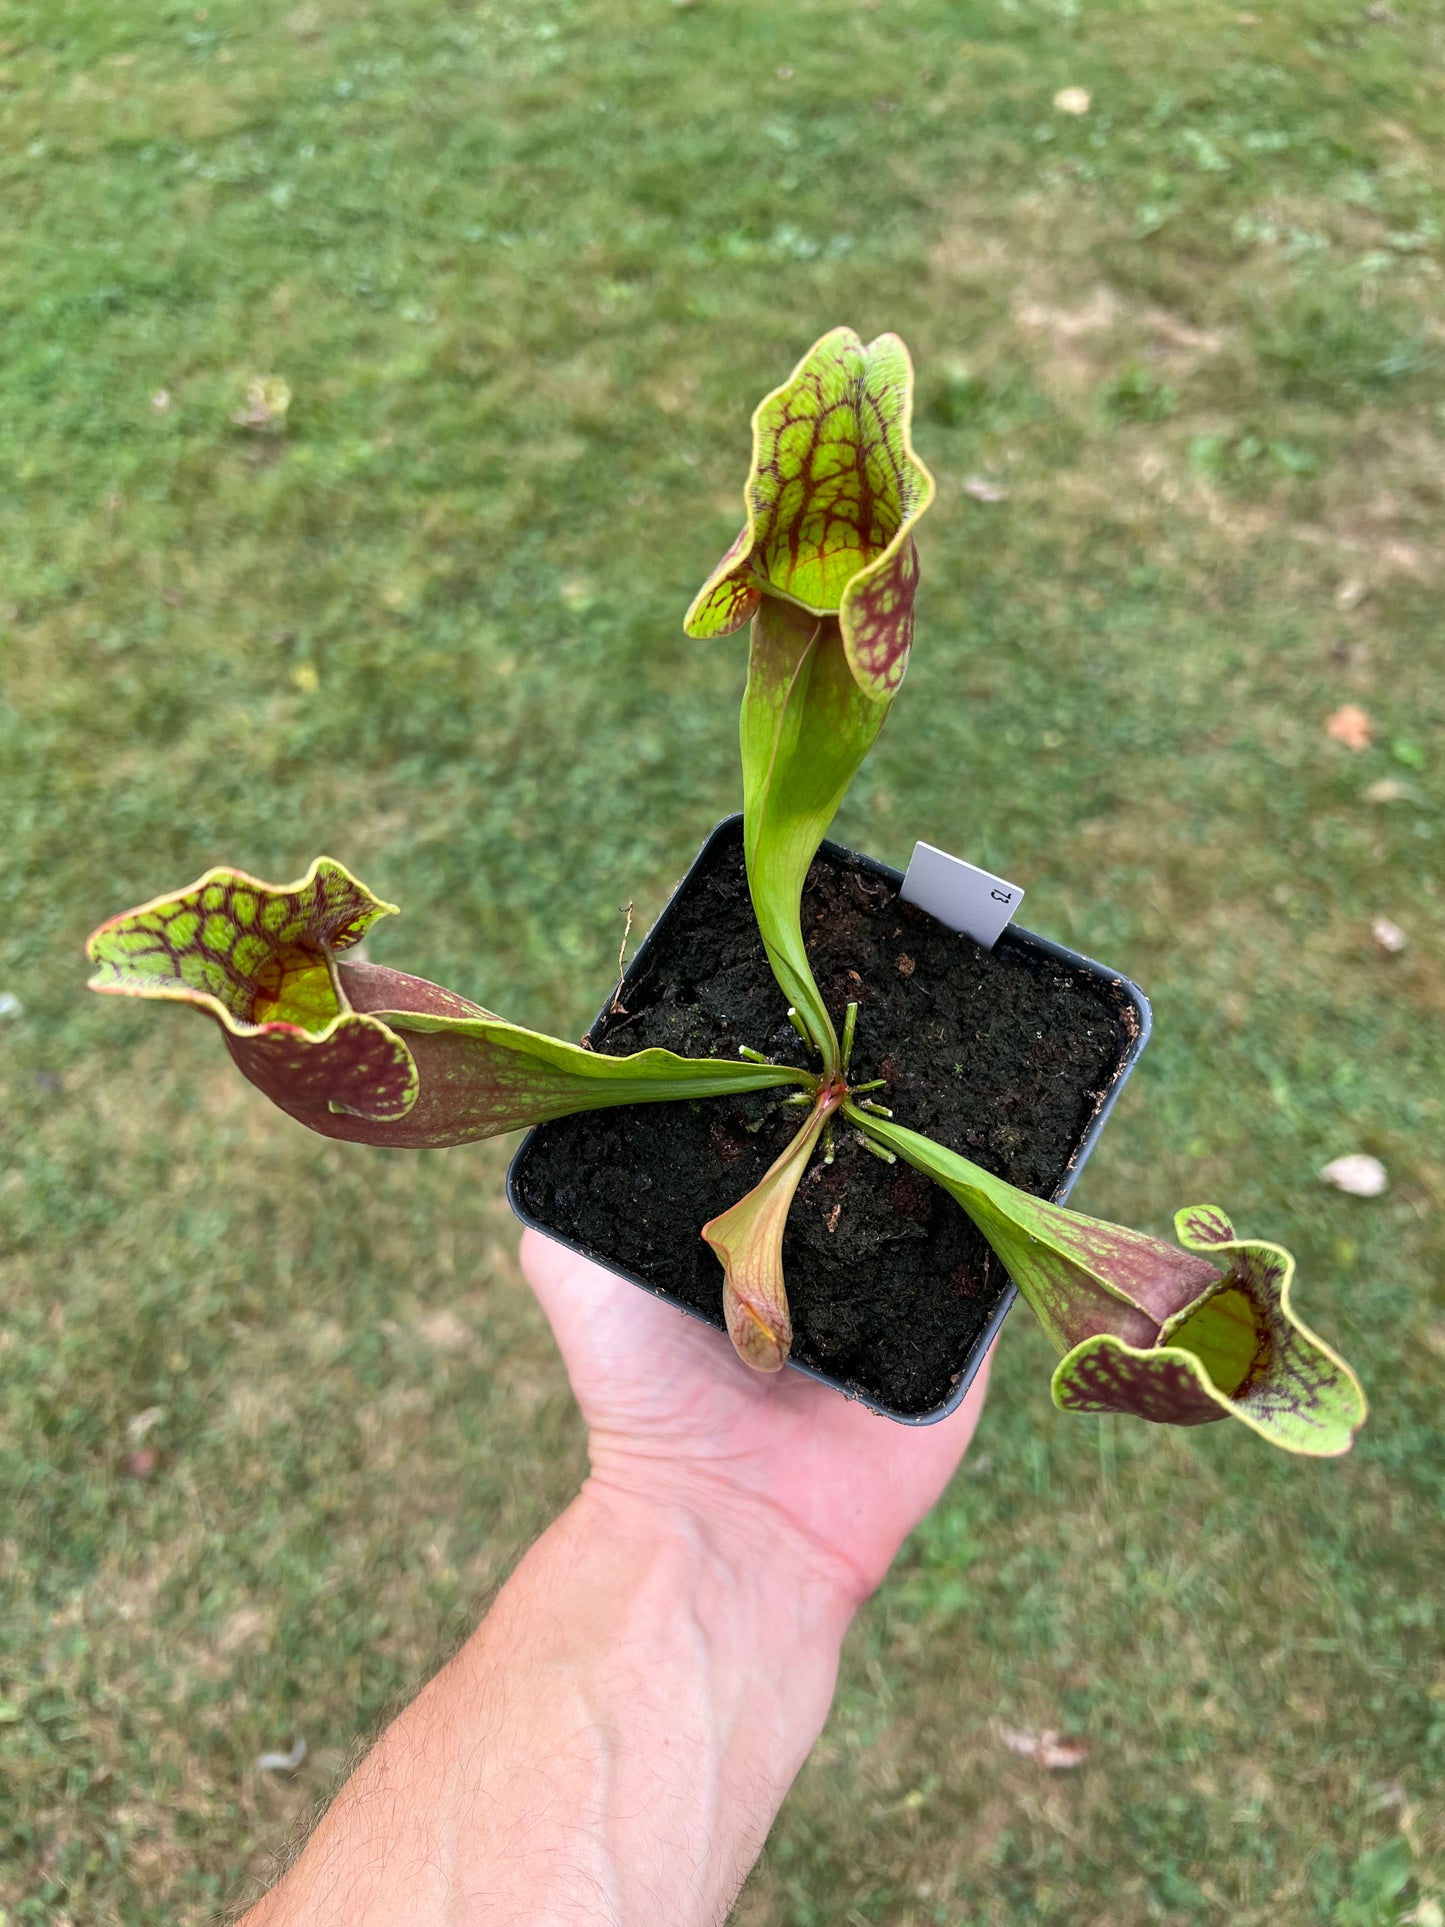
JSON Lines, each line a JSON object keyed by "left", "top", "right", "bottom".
{"left": 508, "top": 815, "right": 1150, "bottom": 1425}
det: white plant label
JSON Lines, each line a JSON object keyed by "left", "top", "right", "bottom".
{"left": 899, "top": 843, "right": 1025, "bottom": 950}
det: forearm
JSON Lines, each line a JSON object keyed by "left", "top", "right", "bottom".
{"left": 242, "top": 1479, "right": 859, "bottom": 1927}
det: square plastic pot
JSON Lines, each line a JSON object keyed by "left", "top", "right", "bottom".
{"left": 509, "top": 816, "right": 1150, "bottom": 1423}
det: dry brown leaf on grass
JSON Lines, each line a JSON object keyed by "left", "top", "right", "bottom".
{"left": 1326, "top": 705, "right": 1373, "bottom": 751}
{"left": 996, "top": 1725, "right": 1089, "bottom": 1769}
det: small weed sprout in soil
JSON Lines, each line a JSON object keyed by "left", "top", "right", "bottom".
{"left": 87, "top": 330, "right": 1365, "bottom": 1455}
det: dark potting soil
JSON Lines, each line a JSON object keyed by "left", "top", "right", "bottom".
{"left": 512, "top": 820, "right": 1140, "bottom": 1417}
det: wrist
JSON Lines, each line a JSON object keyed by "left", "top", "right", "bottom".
{"left": 576, "top": 1457, "right": 865, "bottom": 1639}
{"left": 563, "top": 1472, "right": 857, "bottom": 1872}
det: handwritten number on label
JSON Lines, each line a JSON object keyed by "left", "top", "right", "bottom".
{"left": 900, "top": 843, "right": 1026, "bottom": 950}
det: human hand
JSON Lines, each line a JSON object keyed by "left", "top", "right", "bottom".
{"left": 521, "top": 1228, "right": 991, "bottom": 1607}
{"left": 242, "top": 1238, "right": 989, "bottom": 1927}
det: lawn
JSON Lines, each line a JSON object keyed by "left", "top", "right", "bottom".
{"left": 2, "top": 0, "right": 1443, "bottom": 1919}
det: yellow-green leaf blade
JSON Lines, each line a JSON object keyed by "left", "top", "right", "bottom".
{"left": 377, "top": 999, "right": 815, "bottom": 1149}
{"left": 738, "top": 600, "right": 888, "bottom": 1070}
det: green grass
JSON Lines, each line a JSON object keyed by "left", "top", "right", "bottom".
{"left": 2, "top": 0, "right": 1443, "bottom": 1918}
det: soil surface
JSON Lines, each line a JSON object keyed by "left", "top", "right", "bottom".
{"left": 511, "top": 820, "right": 1141, "bottom": 1417}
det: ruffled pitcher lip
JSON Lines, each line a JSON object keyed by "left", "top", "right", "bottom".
{"left": 1047, "top": 1210, "right": 1368, "bottom": 1455}
{"left": 84, "top": 857, "right": 399, "bottom": 1041}
{"left": 683, "top": 327, "right": 936, "bottom": 697}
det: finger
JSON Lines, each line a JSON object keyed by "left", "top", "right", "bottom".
{"left": 519, "top": 1225, "right": 718, "bottom": 1371}
{"left": 519, "top": 1224, "right": 610, "bottom": 1309}
{"left": 519, "top": 1225, "right": 629, "bottom": 1345}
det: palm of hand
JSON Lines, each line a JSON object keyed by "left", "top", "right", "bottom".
{"left": 521, "top": 1229, "right": 991, "bottom": 1599}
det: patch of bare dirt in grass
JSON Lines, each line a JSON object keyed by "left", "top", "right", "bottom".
{"left": 926, "top": 209, "right": 1014, "bottom": 290}
{"left": 1013, "top": 283, "right": 1126, "bottom": 383}
{"left": 927, "top": 186, "right": 1440, "bottom": 604}
{"left": 1011, "top": 282, "right": 1231, "bottom": 390}
{"left": 1095, "top": 397, "right": 1440, "bottom": 591}
{"left": 1296, "top": 501, "right": 1439, "bottom": 587}
{"left": 929, "top": 204, "right": 1140, "bottom": 381}
{"left": 47, "top": 75, "right": 253, "bottom": 145}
